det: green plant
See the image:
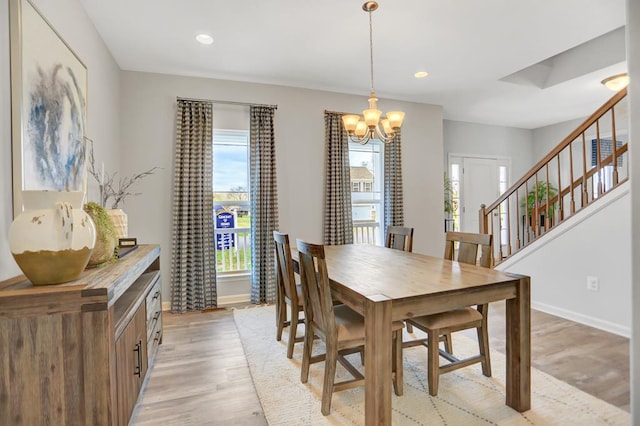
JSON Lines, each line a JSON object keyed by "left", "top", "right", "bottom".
{"left": 444, "top": 174, "right": 454, "bottom": 216}
{"left": 84, "top": 201, "right": 118, "bottom": 266}
{"left": 84, "top": 202, "right": 117, "bottom": 243}
{"left": 522, "top": 182, "right": 558, "bottom": 218}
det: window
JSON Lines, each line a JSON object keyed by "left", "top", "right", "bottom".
{"left": 448, "top": 164, "right": 461, "bottom": 232}
{"left": 213, "top": 129, "right": 251, "bottom": 274}
{"left": 498, "top": 165, "right": 508, "bottom": 246}
{"left": 349, "top": 141, "right": 383, "bottom": 245}
{"left": 591, "top": 138, "right": 623, "bottom": 197}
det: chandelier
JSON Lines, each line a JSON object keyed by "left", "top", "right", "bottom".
{"left": 342, "top": 1, "right": 405, "bottom": 145}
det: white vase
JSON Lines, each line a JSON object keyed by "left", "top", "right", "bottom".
{"left": 9, "top": 191, "right": 96, "bottom": 285}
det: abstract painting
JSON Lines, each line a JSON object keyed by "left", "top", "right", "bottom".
{"left": 10, "top": 0, "right": 87, "bottom": 216}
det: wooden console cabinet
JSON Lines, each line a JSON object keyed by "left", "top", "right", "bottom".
{"left": 0, "top": 244, "right": 162, "bottom": 425}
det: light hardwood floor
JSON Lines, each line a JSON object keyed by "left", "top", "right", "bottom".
{"left": 131, "top": 310, "right": 267, "bottom": 425}
{"left": 131, "top": 302, "right": 629, "bottom": 424}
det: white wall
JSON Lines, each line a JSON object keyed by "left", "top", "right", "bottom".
{"left": 119, "top": 71, "right": 444, "bottom": 299}
{"left": 532, "top": 117, "right": 585, "bottom": 162}
{"left": 626, "top": 0, "right": 640, "bottom": 420}
{"left": 497, "top": 184, "right": 631, "bottom": 336}
{"left": 443, "top": 120, "right": 535, "bottom": 183}
{"left": 0, "top": 0, "right": 121, "bottom": 281}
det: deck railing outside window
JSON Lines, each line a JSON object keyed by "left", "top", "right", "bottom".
{"left": 353, "top": 220, "right": 380, "bottom": 245}
{"left": 215, "top": 227, "right": 251, "bottom": 273}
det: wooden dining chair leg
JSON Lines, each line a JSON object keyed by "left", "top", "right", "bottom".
{"left": 427, "top": 329, "right": 440, "bottom": 396}
{"left": 477, "top": 304, "right": 492, "bottom": 377}
{"left": 442, "top": 332, "right": 453, "bottom": 354}
{"left": 301, "top": 324, "right": 314, "bottom": 384}
{"left": 276, "top": 290, "right": 285, "bottom": 342}
{"left": 392, "top": 330, "right": 404, "bottom": 396}
{"left": 321, "top": 347, "right": 338, "bottom": 415}
{"left": 287, "top": 305, "right": 300, "bottom": 359}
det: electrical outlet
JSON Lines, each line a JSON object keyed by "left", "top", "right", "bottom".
{"left": 586, "top": 276, "right": 599, "bottom": 291}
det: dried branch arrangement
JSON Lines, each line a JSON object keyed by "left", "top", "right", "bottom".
{"left": 87, "top": 138, "right": 159, "bottom": 209}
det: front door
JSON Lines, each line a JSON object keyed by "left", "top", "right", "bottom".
{"left": 461, "top": 157, "right": 500, "bottom": 233}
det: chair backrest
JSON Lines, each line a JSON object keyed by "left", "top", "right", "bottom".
{"left": 296, "top": 239, "right": 336, "bottom": 340}
{"left": 273, "top": 231, "right": 298, "bottom": 302}
{"left": 385, "top": 226, "right": 414, "bottom": 252}
{"left": 443, "top": 231, "right": 492, "bottom": 268}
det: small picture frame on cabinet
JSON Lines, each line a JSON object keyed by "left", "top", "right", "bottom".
{"left": 119, "top": 238, "right": 137, "bottom": 247}
{"left": 117, "top": 238, "right": 138, "bottom": 258}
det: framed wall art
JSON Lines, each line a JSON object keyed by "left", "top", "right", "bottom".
{"left": 10, "top": 0, "right": 87, "bottom": 218}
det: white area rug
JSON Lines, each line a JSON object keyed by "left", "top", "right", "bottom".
{"left": 233, "top": 305, "right": 630, "bottom": 426}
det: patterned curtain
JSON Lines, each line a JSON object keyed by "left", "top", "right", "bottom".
{"left": 324, "top": 112, "right": 353, "bottom": 245}
{"left": 250, "top": 105, "right": 279, "bottom": 304}
{"left": 384, "top": 129, "right": 404, "bottom": 234}
{"left": 170, "top": 100, "right": 216, "bottom": 312}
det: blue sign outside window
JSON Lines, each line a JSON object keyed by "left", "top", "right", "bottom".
{"left": 216, "top": 211, "right": 235, "bottom": 250}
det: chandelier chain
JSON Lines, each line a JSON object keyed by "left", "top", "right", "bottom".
{"left": 369, "top": 9, "right": 374, "bottom": 93}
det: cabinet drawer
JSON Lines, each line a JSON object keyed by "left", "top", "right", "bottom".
{"left": 145, "top": 277, "right": 161, "bottom": 319}
{"left": 145, "top": 276, "right": 162, "bottom": 360}
{"left": 147, "top": 315, "right": 162, "bottom": 363}
{"left": 146, "top": 298, "right": 161, "bottom": 340}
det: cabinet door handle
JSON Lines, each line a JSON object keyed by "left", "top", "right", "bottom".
{"left": 133, "top": 340, "right": 142, "bottom": 377}
{"left": 154, "top": 330, "right": 162, "bottom": 342}
{"left": 152, "top": 291, "right": 160, "bottom": 301}
{"left": 153, "top": 311, "right": 161, "bottom": 321}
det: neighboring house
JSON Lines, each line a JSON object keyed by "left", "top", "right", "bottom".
{"left": 350, "top": 166, "right": 373, "bottom": 193}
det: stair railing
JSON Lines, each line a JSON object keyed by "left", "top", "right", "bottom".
{"left": 479, "top": 88, "right": 628, "bottom": 264}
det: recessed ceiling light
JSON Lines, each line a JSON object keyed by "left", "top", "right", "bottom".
{"left": 196, "top": 34, "right": 214, "bottom": 45}
{"left": 414, "top": 71, "right": 429, "bottom": 78}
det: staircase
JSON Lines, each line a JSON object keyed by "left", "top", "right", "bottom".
{"left": 479, "top": 88, "right": 629, "bottom": 265}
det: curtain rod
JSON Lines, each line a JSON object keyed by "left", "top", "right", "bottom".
{"left": 177, "top": 96, "right": 277, "bottom": 109}
{"left": 324, "top": 109, "right": 354, "bottom": 116}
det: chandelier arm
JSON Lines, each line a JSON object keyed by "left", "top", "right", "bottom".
{"left": 347, "top": 132, "right": 373, "bottom": 145}
{"left": 374, "top": 126, "right": 395, "bottom": 144}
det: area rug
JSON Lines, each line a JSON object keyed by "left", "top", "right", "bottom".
{"left": 233, "top": 305, "right": 630, "bottom": 426}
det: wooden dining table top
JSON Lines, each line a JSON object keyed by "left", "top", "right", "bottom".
{"left": 312, "top": 243, "right": 519, "bottom": 299}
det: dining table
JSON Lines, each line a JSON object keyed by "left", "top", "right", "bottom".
{"left": 293, "top": 243, "right": 530, "bottom": 425}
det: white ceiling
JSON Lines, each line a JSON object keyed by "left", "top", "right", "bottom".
{"left": 80, "top": 0, "right": 627, "bottom": 129}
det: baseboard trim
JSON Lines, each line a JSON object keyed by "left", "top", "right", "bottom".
{"left": 218, "top": 293, "right": 251, "bottom": 306}
{"left": 161, "top": 293, "right": 251, "bottom": 311}
{"left": 532, "top": 301, "right": 630, "bottom": 338}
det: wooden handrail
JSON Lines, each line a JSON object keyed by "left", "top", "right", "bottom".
{"left": 484, "top": 88, "right": 627, "bottom": 213}
{"left": 480, "top": 88, "right": 628, "bottom": 264}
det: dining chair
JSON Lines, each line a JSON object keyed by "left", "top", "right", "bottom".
{"left": 404, "top": 231, "right": 493, "bottom": 396}
{"left": 385, "top": 225, "right": 416, "bottom": 332}
{"left": 296, "top": 239, "right": 404, "bottom": 415}
{"left": 385, "top": 225, "right": 414, "bottom": 252}
{"left": 273, "top": 231, "right": 305, "bottom": 359}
